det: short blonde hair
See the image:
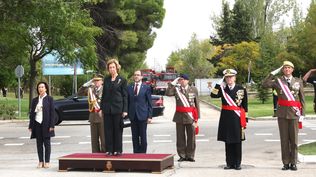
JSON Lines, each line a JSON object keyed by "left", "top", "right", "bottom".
{"left": 106, "top": 58, "right": 121, "bottom": 73}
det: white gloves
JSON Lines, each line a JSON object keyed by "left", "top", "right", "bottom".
{"left": 171, "top": 77, "right": 180, "bottom": 86}
{"left": 83, "top": 79, "right": 93, "bottom": 87}
{"left": 271, "top": 66, "right": 283, "bottom": 75}
{"left": 299, "top": 116, "right": 304, "bottom": 122}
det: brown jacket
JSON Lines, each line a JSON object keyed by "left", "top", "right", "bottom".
{"left": 262, "top": 74, "right": 305, "bottom": 119}
{"left": 166, "top": 83, "right": 200, "bottom": 124}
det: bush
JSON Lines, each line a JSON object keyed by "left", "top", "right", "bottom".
{"left": 0, "top": 103, "right": 17, "bottom": 120}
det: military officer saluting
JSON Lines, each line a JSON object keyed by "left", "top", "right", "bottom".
{"left": 262, "top": 61, "right": 305, "bottom": 171}
{"left": 211, "top": 69, "right": 248, "bottom": 170}
{"left": 166, "top": 74, "right": 200, "bottom": 162}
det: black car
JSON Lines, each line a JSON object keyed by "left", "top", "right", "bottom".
{"left": 54, "top": 95, "right": 165, "bottom": 125}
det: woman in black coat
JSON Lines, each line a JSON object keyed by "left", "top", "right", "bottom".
{"left": 100, "top": 58, "right": 128, "bottom": 156}
{"left": 28, "top": 82, "right": 55, "bottom": 168}
{"left": 210, "top": 69, "right": 248, "bottom": 170}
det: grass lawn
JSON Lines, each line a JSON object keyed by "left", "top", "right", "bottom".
{"left": 0, "top": 92, "right": 63, "bottom": 119}
{"left": 200, "top": 95, "right": 315, "bottom": 118}
{"left": 298, "top": 142, "right": 316, "bottom": 155}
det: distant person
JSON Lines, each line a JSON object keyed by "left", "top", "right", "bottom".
{"left": 28, "top": 82, "right": 55, "bottom": 168}
{"left": 79, "top": 74, "right": 106, "bottom": 153}
{"left": 262, "top": 61, "right": 305, "bottom": 171}
{"left": 303, "top": 68, "right": 316, "bottom": 113}
{"left": 127, "top": 70, "right": 153, "bottom": 153}
{"left": 210, "top": 69, "right": 248, "bottom": 170}
{"left": 100, "top": 59, "right": 128, "bottom": 156}
{"left": 2, "top": 87, "right": 7, "bottom": 97}
{"left": 166, "top": 74, "right": 200, "bottom": 162}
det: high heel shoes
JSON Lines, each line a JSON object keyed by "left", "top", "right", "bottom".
{"left": 37, "top": 162, "right": 43, "bottom": 168}
{"left": 44, "top": 163, "right": 50, "bottom": 168}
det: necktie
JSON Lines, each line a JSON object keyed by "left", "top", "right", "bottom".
{"left": 134, "top": 84, "right": 138, "bottom": 95}
{"left": 287, "top": 79, "right": 291, "bottom": 87}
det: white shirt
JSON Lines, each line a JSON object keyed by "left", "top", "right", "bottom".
{"left": 284, "top": 76, "right": 293, "bottom": 83}
{"left": 134, "top": 82, "right": 142, "bottom": 95}
{"left": 35, "top": 93, "right": 47, "bottom": 124}
{"left": 228, "top": 83, "right": 236, "bottom": 90}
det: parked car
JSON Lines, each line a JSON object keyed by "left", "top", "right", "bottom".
{"left": 54, "top": 94, "right": 165, "bottom": 125}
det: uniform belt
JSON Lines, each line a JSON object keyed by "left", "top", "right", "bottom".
{"left": 176, "top": 106, "right": 198, "bottom": 122}
{"left": 222, "top": 105, "right": 246, "bottom": 128}
{"left": 278, "top": 98, "right": 302, "bottom": 108}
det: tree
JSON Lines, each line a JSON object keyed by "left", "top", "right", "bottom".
{"left": 167, "top": 34, "right": 215, "bottom": 81}
{"left": 87, "top": 0, "right": 165, "bottom": 76}
{"left": 0, "top": 0, "right": 102, "bottom": 106}
{"left": 216, "top": 1, "right": 233, "bottom": 44}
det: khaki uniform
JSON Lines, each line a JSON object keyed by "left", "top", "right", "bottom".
{"left": 166, "top": 83, "right": 200, "bottom": 159}
{"left": 262, "top": 74, "right": 305, "bottom": 165}
{"left": 78, "top": 85, "right": 105, "bottom": 153}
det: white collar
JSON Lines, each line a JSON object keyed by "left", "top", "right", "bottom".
{"left": 39, "top": 93, "right": 47, "bottom": 100}
{"left": 135, "top": 81, "right": 142, "bottom": 86}
{"left": 228, "top": 83, "right": 235, "bottom": 90}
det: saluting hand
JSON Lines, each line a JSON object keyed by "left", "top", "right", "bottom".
{"left": 122, "top": 112, "right": 128, "bottom": 118}
{"left": 49, "top": 128, "right": 54, "bottom": 132}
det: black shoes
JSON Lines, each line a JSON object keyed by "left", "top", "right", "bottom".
{"left": 282, "top": 164, "right": 297, "bottom": 171}
{"left": 177, "top": 157, "right": 195, "bottom": 162}
{"left": 106, "top": 152, "right": 113, "bottom": 156}
{"left": 290, "top": 164, "right": 297, "bottom": 171}
{"left": 224, "top": 165, "right": 241, "bottom": 170}
{"left": 186, "top": 158, "right": 195, "bottom": 162}
{"left": 114, "top": 152, "right": 122, "bottom": 156}
{"left": 178, "top": 157, "right": 186, "bottom": 162}
{"left": 282, "top": 164, "right": 290, "bottom": 170}
{"left": 224, "top": 165, "right": 234, "bottom": 170}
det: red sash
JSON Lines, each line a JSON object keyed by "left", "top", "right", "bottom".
{"left": 176, "top": 106, "right": 198, "bottom": 122}
{"left": 278, "top": 98, "right": 302, "bottom": 108}
{"left": 222, "top": 105, "right": 246, "bottom": 128}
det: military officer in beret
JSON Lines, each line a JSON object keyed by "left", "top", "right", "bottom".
{"left": 78, "top": 74, "right": 106, "bottom": 153}
{"left": 262, "top": 61, "right": 305, "bottom": 171}
{"left": 211, "top": 69, "right": 248, "bottom": 170}
{"left": 166, "top": 74, "right": 200, "bottom": 162}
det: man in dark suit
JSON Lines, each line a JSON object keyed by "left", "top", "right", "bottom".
{"left": 128, "top": 70, "right": 153, "bottom": 153}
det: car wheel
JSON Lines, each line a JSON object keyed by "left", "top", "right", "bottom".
{"left": 55, "top": 110, "right": 62, "bottom": 125}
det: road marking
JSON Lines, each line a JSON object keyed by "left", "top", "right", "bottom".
{"left": 19, "top": 137, "right": 29, "bottom": 139}
{"left": 153, "top": 140, "right": 172, "bottom": 143}
{"left": 196, "top": 134, "right": 205, "bottom": 137}
{"left": 255, "top": 133, "right": 273, "bottom": 136}
{"left": 311, "top": 128, "right": 316, "bottom": 131}
{"left": 51, "top": 142, "right": 61, "bottom": 145}
{"left": 264, "top": 139, "right": 280, "bottom": 142}
{"left": 298, "top": 133, "right": 307, "bottom": 136}
{"left": 78, "top": 142, "right": 91, "bottom": 145}
{"left": 86, "top": 136, "right": 91, "bottom": 138}
{"left": 153, "top": 134, "right": 171, "bottom": 137}
{"left": 54, "top": 136, "right": 71, "bottom": 139}
{"left": 0, "top": 137, "right": 4, "bottom": 140}
{"left": 303, "top": 139, "right": 316, "bottom": 142}
{"left": 196, "top": 139, "right": 209, "bottom": 142}
{"left": 123, "top": 141, "right": 132, "bottom": 144}
{"left": 305, "top": 125, "right": 316, "bottom": 128}
{"left": 123, "top": 135, "right": 132, "bottom": 137}
{"left": 4, "top": 143, "right": 24, "bottom": 146}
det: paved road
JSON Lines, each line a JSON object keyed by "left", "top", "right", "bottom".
{"left": 0, "top": 96, "right": 315, "bottom": 177}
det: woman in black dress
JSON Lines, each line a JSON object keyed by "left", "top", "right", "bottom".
{"left": 100, "top": 59, "right": 128, "bottom": 156}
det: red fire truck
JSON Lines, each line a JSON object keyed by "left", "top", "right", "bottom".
{"left": 153, "top": 66, "right": 179, "bottom": 95}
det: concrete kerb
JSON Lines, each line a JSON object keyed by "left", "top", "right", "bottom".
{"left": 199, "top": 98, "right": 316, "bottom": 163}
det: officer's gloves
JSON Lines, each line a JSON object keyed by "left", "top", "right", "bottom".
{"left": 270, "top": 66, "right": 283, "bottom": 75}
{"left": 83, "top": 79, "right": 93, "bottom": 87}
{"left": 171, "top": 77, "right": 180, "bottom": 86}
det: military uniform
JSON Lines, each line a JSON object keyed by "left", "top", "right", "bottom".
{"left": 78, "top": 75, "right": 106, "bottom": 153}
{"left": 211, "top": 82, "right": 248, "bottom": 169}
{"left": 262, "top": 74, "right": 305, "bottom": 167}
{"left": 166, "top": 82, "right": 200, "bottom": 161}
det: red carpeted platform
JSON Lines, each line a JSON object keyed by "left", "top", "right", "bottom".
{"left": 58, "top": 153, "right": 175, "bottom": 173}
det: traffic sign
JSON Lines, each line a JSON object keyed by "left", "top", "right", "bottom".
{"left": 15, "top": 65, "right": 24, "bottom": 78}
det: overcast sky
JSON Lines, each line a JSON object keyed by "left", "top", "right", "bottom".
{"left": 145, "top": 0, "right": 311, "bottom": 71}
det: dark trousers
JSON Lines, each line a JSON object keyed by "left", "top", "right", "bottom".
{"left": 35, "top": 122, "right": 51, "bottom": 162}
{"left": 131, "top": 118, "right": 148, "bottom": 153}
{"left": 176, "top": 123, "right": 196, "bottom": 159}
{"left": 104, "top": 113, "right": 123, "bottom": 153}
{"left": 225, "top": 142, "right": 242, "bottom": 167}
